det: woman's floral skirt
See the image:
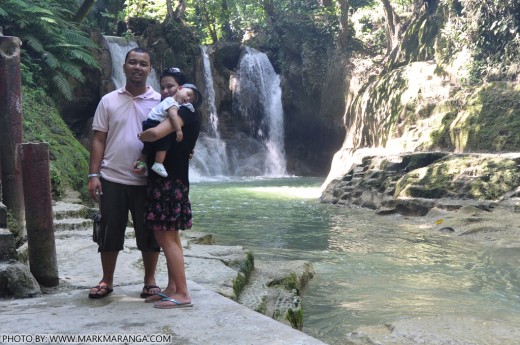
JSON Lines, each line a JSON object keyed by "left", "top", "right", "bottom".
{"left": 145, "top": 177, "right": 192, "bottom": 231}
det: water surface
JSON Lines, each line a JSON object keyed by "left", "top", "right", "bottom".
{"left": 190, "top": 177, "right": 520, "bottom": 344}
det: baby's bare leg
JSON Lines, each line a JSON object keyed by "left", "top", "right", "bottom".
{"left": 155, "top": 150, "right": 167, "bottom": 164}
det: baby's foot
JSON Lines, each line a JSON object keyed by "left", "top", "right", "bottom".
{"left": 151, "top": 163, "right": 168, "bottom": 177}
{"left": 135, "top": 160, "right": 147, "bottom": 170}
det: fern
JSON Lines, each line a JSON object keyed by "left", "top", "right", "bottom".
{"left": 68, "top": 49, "right": 100, "bottom": 69}
{"left": 52, "top": 73, "right": 73, "bottom": 100}
{"left": 42, "top": 51, "right": 60, "bottom": 70}
{"left": 1, "top": 0, "right": 100, "bottom": 100}
{"left": 58, "top": 61, "right": 85, "bottom": 82}
{"left": 19, "top": 34, "right": 46, "bottom": 53}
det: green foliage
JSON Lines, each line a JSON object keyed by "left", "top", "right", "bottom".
{"left": 21, "top": 87, "right": 89, "bottom": 200}
{"left": 124, "top": 0, "right": 167, "bottom": 21}
{"left": 352, "top": 5, "right": 387, "bottom": 55}
{"left": 439, "top": 0, "right": 520, "bottom": 83}
{"left": 185, "top": 0, "right": 268, "bottom": 44}
{"left": 6, "top": 211, "right": 24, "bottom": 248}
{"left": 0, "top": 0, "right": 100, "bottom": 101}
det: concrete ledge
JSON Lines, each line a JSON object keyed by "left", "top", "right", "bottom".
{"left": 0, "top": 282, "right": 327, "bottom": 345}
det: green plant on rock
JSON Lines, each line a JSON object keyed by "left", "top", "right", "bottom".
{"left": 230, "top": 251, "right": 255, "bottom": 299}
{"left": 254, "top": 297, "right": 267, "bottom": 314}
{"left": 22, "top": 87, "right": 89, "bottom": 200}
{"left": 395, "top": 155, "right": 520, "bottom": 200}
{"left": 232, "top": 272, "right": 247, "bottom": 301}
{"left": 268, "top": 272, "right": 300, "bottom": 294}
{"left": 286, "top": 304, "right": 304, "bottom": 330}
{"left": 7, "top": 211, "right": 24, "bottom": 250}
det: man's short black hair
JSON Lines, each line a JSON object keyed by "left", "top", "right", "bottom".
{"left": 124, "top": 47, "right": 151, "bottom": 63}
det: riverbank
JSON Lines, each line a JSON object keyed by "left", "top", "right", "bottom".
{"left": 0, "top": 198, "right": 325, "bottom": 344}
{"left": 4, "top": 180, "right": 520, "bottom": 345}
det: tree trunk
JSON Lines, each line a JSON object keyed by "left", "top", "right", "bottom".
{"left": 221, "top": 0, "right": 233, "bottom": 40}
{"left": 166, "top": 0, "right": 175, "bottom": 20}
{"left": 174, "top": 0, "right": 186, "bottom": 19}
{"left": 0, "top": 36, "right": 25, "bottom": 237}
{"left": 199, "top": 2, "right": 218, "bottom": 43}
{"left": 74, "top": 0, "right": 96, "bottom": 23}
{"left": 338, "top": 0, "right": 349, "bottom": 49}
{"left": 262, "top": 0, "right": 275, "bottom": 20}
{"left": 382, "top": 0, "right": 401, "bottom": 55}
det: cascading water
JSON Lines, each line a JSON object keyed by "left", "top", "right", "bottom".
{"left": 104, "top": 36, "right": 159, "bottom": 91}
{"left": 191, "top": 46, "right": 287, "bottom": 179}
{"left": 190, "top": 47, "right": 230, "bottom": 178}
{"left": 202, "top": 46, "right": 220, "bottom": 138}
{"left": 234, "top": 47, "right": 287, "bottom": 177}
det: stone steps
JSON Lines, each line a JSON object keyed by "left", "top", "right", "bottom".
{"left": 54, "top": 218, "right": 93, "bottom": 232}
{"left": 52, "top": 199, "right": 95, "bottom": 233}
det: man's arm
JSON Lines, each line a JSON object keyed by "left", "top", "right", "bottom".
{"left": 88, "top": 130, "right": 107, "bottom": 201}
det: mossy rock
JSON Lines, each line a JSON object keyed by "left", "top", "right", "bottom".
{"left": 22, "top": 88, "right": 89, "bottom": 200}
{"left": 424, "top": 83, "right": 520, "bottom": 152}
{"left": 395, "top": 154, "right": 520, "bottom": 200}
{"left": 451, "top": 82, "right": 520, "bottom": 152}
{"left": 231, "top": 251, "right": 254, "bottom": 299}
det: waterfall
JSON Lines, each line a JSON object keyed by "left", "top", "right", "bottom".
{"left": 191, "top": 46, "right": 287, "bottom": 179}
{"left": 190, "top": 46, "right": 230, "bottom": 177}
{"left": 104, "top": 36, "right": 159, "bottom": 91}
{"left": 233, "top": 47, "right": 287, "bottom": 177}
{"left": 202, "top": 46, "right": 220, "bottom": 138}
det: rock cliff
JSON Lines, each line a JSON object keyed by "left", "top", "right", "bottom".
{"left": 321, "top": 1, "right": 520, "bottom": 211}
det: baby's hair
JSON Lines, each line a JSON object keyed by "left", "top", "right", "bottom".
{"left": 160, "top": 67, "right": 187, "bottom": 86}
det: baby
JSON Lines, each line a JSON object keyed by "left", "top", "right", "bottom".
{"left": 138, "top": 83, "right": 202, "bottom": 177}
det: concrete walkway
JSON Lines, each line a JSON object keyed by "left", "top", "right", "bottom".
{"left": 0, "top": 200, "right": 327, "bottom": 345}
{"left": 0, "top": 281, "right": 326, "bottom": 345}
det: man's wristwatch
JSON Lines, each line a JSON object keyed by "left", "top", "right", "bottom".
{"left": 88, "top": 173, "right": 100, "bottom": 179}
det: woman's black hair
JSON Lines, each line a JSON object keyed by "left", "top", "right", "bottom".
{"left": 160, "top": 67, "right": 187, "bottom": 86}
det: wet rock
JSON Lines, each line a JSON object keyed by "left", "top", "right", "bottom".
{"left": 238, "top": 260, "right": 315, "bottom": 330}
{"left": 0, "top": 228, "right": 16, "bottom": 260}
{"left": 439, "top": 226, "right": 455, "bottom": 233}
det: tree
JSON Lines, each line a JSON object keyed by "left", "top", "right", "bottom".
{"left": 220, "top": 0, "right": 233, "bottom": 40}
{"left": 173, "top": 0, "right": 186, "bottom": 19}
{"left": 338, "top": 0, "right": 350, "bottom": 49}
{"left": 73, "top": 0, "right": 96, "bottom": 22}
{"left": 382, "top": 0, "right": 401, "bottom": 54}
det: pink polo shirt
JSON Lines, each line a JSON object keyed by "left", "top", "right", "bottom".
{"left": 92, "top": 86, "right": 161, "bottom": 186}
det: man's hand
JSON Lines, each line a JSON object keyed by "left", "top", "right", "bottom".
{"left": 88, "top": 177, "right": 102, "bottom": 202}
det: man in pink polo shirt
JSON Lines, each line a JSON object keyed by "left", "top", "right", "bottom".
{"left": 87, "top": 47, "right": 162, "bottom": 299}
